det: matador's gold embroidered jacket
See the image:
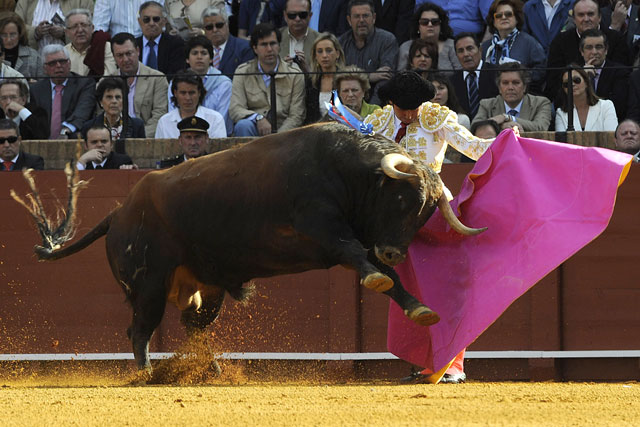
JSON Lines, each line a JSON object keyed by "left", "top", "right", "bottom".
{"left": 364, "top": 103, "right": 493, "bottom": 173}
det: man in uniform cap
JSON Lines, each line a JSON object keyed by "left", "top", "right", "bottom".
{"left": 158, "top": 116, "right": 210, "bottom": 168}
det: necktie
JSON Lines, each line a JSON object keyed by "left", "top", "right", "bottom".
{"left": 147, "top": 40, "right": 158, "bottom": 69}
{"left": 213, "top": 47, "right": 221, "bottom": 69}
{"left": 466, "top": 73, "right": 479, "bottom": 118}
{"left": 3, "top": 160, "right": 13, "bottom": 171}
{"left": 50, "top": 84, "right": 63, "bottom": 139}
{"left": 395, "top": 122, "right": 408, "bottom": 143}
{"left": 507, "top": 109, "right": 518, "bottom": 118}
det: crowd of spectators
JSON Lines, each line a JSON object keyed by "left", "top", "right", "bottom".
{"left": 1, "top": 0, "right": 640, "bottom": 171}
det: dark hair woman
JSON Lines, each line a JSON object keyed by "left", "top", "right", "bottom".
{"left": 555, "top": 65, "right": 617, "bottom": 132}
{"left": 81, "top": 77, "right": 146, "bottom": 139}
{"left": 397, "top": 2, "right": 458, "bottom": 73}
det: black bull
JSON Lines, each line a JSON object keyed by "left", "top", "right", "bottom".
{"left": 14, "top": 123, "right": 485, "bottom": 371}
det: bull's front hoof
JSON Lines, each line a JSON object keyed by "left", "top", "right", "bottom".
{"left": 406, "top": 306, "right": 440, "bottom": 326}
{"left": 361, "top": 272, "right": 394, "bottom": 293}
{"left": 129, "top": 368, "right": 152, "bottom": 385}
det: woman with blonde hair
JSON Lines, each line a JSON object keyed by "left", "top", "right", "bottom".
{"left": 302, "top": 32, "right": 345, "bottom": 124}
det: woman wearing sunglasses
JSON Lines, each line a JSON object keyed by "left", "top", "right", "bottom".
{"left": 165, "top": 0, "right": 226, "bottom": 39}
{"left": 481, "top": 0, "right": 546, "bottom": 93}
{"left": 555, "top": 65, "right": 618, "bottom": 132}
{"left": 397, "top": 3, "right": 459, "bottom": 73}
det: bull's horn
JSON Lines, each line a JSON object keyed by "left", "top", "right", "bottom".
{"left": 381, "top": 153, "right": 416, "bottom": 179}
{"left": 438, "top": 196, "right": 487, "bottom": 235}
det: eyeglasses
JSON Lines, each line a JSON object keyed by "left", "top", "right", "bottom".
{"left": 0, "top": 32, "right": 18, "bottom": 39}
{"left": 204, "top": 22, "right": 225, "bottom": 30}
{"left": 494, "top": 11, "right": 514, "bottom": 19}
{"left": 67, "top": 23, "right": 92, "bottom": 31}
{"left": 0, "top": 135, "right": 18, "bottom": 144}
{"left": 0, "top": 95, "right": 20, "bottom": 102}
{"left": 419, "top": 18, "right": 441, "bottom": 26}
{"left": 141, "top": 16, "right": 162, "bottom": 24}
{"left": 286, "top": 11, "right": 309, "bottom": 20}
{"left": 44, "top": 58, "right": 69, "bottom": 67}
{"left": 562, "top": 76, "right": 583, "bottom": 88}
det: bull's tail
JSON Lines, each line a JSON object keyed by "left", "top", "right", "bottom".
{"left": 34, "top": 209, "right": 117, "bottom": 261}
{"left": 10, "top": 161, "right": 114, "bottom": 261}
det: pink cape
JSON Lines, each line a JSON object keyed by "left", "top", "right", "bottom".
{"left": 388, "top": 130, "right": 632, "bottom": 372}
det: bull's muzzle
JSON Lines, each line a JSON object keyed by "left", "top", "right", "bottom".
{"left": 374, "top": 245, "right": 406, "bottom": 266}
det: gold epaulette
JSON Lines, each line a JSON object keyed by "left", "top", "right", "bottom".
{"left": 419, "top": 102, "right": 452, "bottom": 131}
{"left": 364, "top": 105, "right": 394, "bottom": 133}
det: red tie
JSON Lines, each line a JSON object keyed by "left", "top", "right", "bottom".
{"left": 3, "top": 160, "right": 13, "bottom": 171}
{"left": 50, "top": 84, "right": 63, "bottom": 139}
{"left": 395, "top": 122, "right": 408, "bottom": 143}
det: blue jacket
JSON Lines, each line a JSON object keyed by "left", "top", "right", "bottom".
{"left": 522, "top": 0, "right": 574, "bottom": 55}
{"left": 219, "top": 35, "right": 255, "bottom": 77}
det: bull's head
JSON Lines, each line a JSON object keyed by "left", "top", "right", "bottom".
{"left": 372, "top": 153, "right": 486, "bottom": 266}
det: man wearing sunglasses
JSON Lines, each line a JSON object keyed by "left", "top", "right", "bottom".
{"left": 135, "top": 1, "right": 185, "bottom": 78}
{"left": 280, "top": 0, "right": 318, "bottom": 68}
{"left": 202, "top": 7, "right": 254, "bottom": 76}
{"left": 94, "top": 0, "right": 165, "bottom": 38}
{"left": 0, "top": 119, "right": 44, "bottom": 171}
{"left": 30, "top": 44, "right": 96, "bottom": 139}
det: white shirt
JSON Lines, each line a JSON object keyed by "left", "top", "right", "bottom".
{"left": 542, "top": 0, "right": 562, "bottom": 29}
{"left": 93, "top": 0, "right": 165, "bottom": 38}
{"left": 503, "top": 99, "right": 524, "bottom": 117}
{"left": 155, "top": 105, "right": 227, "bottom": 139}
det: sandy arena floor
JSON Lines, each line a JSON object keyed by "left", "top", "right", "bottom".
{"left": 1, "top": 362, "right": 638, "bottom": 427}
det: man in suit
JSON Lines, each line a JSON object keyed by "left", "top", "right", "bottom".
{"left": 579, "top": 28, "right": 630, "bottom": 120}
{"left": 523, "top": 0, "right": 574, "bottom": 55}
{"left": 373, "top": 0, "right": 414, "bottom": 44}
{"left": 0, "top": 118, "right": 44, "bottom": 171}
{"left": 451, "top": 32, "right": 499, "bottom": 121}
{"left": 110, "top": 32, "right": 168, "bottom": 137}
{"left": 202, "top": 6, "right": 254, "bottom": 76}
{"left": 614, "top": 119, "right": 640, "bottom": 160}
{"left": 600, "top": 0, "right": 640, "bottom": 51}
{"left": 135, "top": 0, "right": 184, "bottom": 78}
{"left": 0, "top": 80, "right": 48, "bottom": 140}
{"left": 472, "top": 62, "right": 552, "bottom": 132}
{"left": 545, "top": 0, "right": 630, "bottom": 101}
{"left": 230, "top": 23, "right": 305, "bottom": 136}
{"left": 159, "top": 115, "right": 209, "bottom": 168}
{"left": 30, "top": 44, "right": 96, "bottom": 140}
{"left": 77, "top": 124, "right": 136, "bottom": 170}
{"left": 279, "top": 0, "right": 319, "bottom": 67}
